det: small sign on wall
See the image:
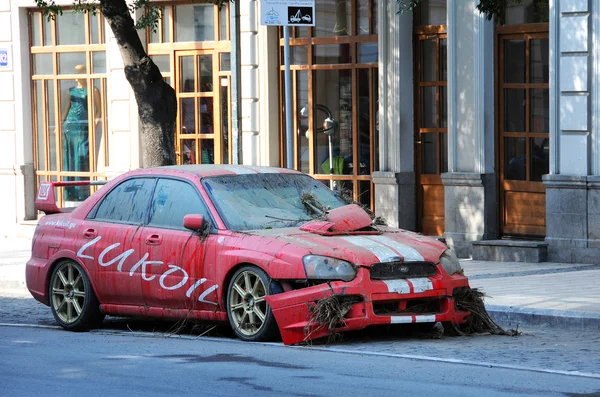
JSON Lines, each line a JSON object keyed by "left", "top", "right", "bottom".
{"left": 0, "top": 47, "right": 12, "bottom": 70}
{"left": 260, "top": 0, "right": 315, "bottom": 26}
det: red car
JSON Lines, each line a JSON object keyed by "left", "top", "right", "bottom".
{"left": 26, "top": 165, "right": 471, "bottom": 345}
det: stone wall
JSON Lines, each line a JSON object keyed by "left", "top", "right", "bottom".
{"left": 442, "top": 1, "right": 496, "bottom": 256}
{"left": 544, "top": 175, "right": 600, "bottom": 264}
{"left": 0, "top": 1, "right": 33, "bottom": 237}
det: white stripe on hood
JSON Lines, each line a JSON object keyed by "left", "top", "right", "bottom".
{"left": 340, "top": 236, "right": 400, "bottom": 262}
{"left": 365, "top": 235, "right": 424, "bottom": 262}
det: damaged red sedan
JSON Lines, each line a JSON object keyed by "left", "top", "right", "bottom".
{"left": 26, "top": 165, "right": 471, "bottom": 345}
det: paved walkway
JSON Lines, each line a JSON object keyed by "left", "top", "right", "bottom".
{"left": 1, "top": 238, "right": 599, "bottom": 330}
{"left": 462, "top": 259, "right": 600, "bottom": 329}
{"left": 0, "top": 238, "right": 32, "bottom": 292}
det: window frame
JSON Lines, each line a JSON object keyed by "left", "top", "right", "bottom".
{"left": 277, "top": 0, "right": 379, "bottom": 211}
{"left": 29, "top": 8, "right": 109, "bottom": 208}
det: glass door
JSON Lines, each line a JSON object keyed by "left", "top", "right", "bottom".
{"left": 415, "top": 31, "right": 447, "bottom": 236}
{"left": 498, "top": 28, "right": 549, "bottom": 237}
{"left": 175, "top": 50, "right": 228, "bottom": 164}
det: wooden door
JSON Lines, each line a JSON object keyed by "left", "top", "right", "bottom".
{"left": 415, "top": 30, "right": 447, "bottom": 236}
{"left": 175, "top": 50, "right": 227, "bottom": 165}
{"left": 498, "top": 25, "right": 549, "bottom": 237}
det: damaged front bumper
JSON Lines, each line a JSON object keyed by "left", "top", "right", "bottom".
{"left": 265, "top": 268, "right": 471, "bottom": 345}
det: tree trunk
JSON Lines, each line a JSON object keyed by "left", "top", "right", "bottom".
{"left": 100, "top": 0, "right": 176, "bottom": 167}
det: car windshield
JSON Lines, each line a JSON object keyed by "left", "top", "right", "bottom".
{"left": 202, "top": 173, "right": 346, "bottom": 230}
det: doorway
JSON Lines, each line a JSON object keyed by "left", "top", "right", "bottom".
{"left": 175, "top": 50, "right": 231, "bottom": 165}
{"left": 415, "top": 29, "right": 447, "bottom": 236}
{"left": 497, "top": 25, "right": 549, "bottom": 237}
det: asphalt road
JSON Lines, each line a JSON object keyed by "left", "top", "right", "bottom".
{"left": 2, "top": 288, "right": 600, "bottom": 396}
{"left": 3, "top": 290, "right": 600, "bottom": 376}
{"left": 2, "top": 325, "right": 600, "bottom": 397}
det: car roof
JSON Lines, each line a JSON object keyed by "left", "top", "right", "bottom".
{"left": 148, "top": 164, "right": 303, "bottom": 179}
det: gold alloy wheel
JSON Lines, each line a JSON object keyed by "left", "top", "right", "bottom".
{"left": 229, "top": 270, "right": 268, "bottom": 336}
{"left": 51, "top": 262, "right": 86, "bottom": 324}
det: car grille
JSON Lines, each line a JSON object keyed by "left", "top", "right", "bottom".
{"left": 373, "top": 298, "right": 442, "bottom": 315}
{"left": 370, "top": 261, "right": 437, "bottom": 280}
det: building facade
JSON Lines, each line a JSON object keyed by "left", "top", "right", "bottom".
{"left": 0, "top": 0, "right": 598, "bottom": 263}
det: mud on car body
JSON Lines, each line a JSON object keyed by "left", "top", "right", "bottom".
{"left": 26, "top": 165, "right": 471, "bottom": 345}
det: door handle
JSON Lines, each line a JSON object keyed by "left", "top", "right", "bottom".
{"left": 83, "top": 228, "right": 97, "bottom": 239}
{"left": 146, "top": 234, "right": 162, "bottom": 245}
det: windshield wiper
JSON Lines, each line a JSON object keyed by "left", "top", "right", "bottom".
{"left": 265, "top": 215, "right": 312, "bottom": 223}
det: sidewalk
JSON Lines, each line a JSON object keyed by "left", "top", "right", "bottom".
{"left": 1, "top": 237, "right": 599, "bottom": 330}
{"left": 462, "top": 259, "right": 600, "bottom": 330}
{"left": 0, "top": 238, "right": 32, "bottom": 293}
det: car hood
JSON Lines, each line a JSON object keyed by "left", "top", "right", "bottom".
{"left": 243, "top": 226, "right": 447, "bottom": 266}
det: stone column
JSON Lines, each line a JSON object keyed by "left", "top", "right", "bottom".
{"left": 240, "top": 0, "right": 260, "bottom": 165}
{"left": 543, "top": 0, "right": 598, "bottom": 263}
{"left": 543, "top": 175, "right": 590, "bottom": 262}
{"left": 107, "top": 10, "right": 140, "bottom": 174}
{"left": 442, "top": 1, "right": 497, "bottom": 257}
{"left": 372, "top": 1, "right": 416, "bottom": 231}
{"left": 442, "top": 173, "right": 497, "bottom": 257}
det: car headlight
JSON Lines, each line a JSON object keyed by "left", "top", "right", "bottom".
{"left": 439, "top": 249, "right": 463, "bottom": 275}
{"left": 303, "top": 255, "right": 357, "bottom": 282}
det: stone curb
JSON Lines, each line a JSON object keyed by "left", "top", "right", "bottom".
{"left": 487, "top": 304, "right": 600, "bottom": 331}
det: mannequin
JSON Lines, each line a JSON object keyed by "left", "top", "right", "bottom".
{"left": 60, "top": 64, "right": 101, "bottom": 201}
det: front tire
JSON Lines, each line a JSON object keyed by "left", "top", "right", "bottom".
{"left": 226, "top": 266, "right": 279, "bottom": 342}
{"left": 49, "top": 260, "right": 104, "bottom": 331}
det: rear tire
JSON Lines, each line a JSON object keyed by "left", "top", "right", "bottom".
{"left": 49, "top": 260, "right": 105, "bottom": 331}
{"left": 226, "top": 266, "right": 279, "bottom": 342}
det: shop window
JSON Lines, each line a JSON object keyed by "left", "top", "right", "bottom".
{"left": 315, "top": 0, "right": 352, "bottom": 37}
{"left": 418, "top": 0, "right": 446, "bottom": 26}
{"left": 279, "top": 0, "right": 378, "bottom": 211}
{"left": 504, "top": 0, "right": 549, "bottom": 25}
{"left": 56, "top": 10, "right": 86, "bottom": 46}
{"left": 175, "top": 4, "right": 215, "bottom": 42}
{"left": 29, "top": 10, "right": 108, "bottom": 206}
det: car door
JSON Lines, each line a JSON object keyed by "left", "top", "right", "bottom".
{"left": 78, "top": 177, "right": 156, "bottom": 306}
{"left": 139, "top": 177, "right": 219, "bottom": 311}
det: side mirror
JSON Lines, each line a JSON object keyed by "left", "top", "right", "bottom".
{"left": 183, "top": 214, "right": 205, "bottom": 231}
